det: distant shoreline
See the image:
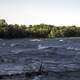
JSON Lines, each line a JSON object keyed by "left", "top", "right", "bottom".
{"left": 0, "top": 19, "right": 80, "bottom": 39}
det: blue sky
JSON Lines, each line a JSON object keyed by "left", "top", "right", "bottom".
{"left": 0, "top": 0, "right": 80, "bottom": 26}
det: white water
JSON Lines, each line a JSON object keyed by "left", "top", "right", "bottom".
{"left": 30, "top": 39, "right": 41, "bottom": 42}
{"left": 38, "top": 44, "right": 49, "bottom": 49}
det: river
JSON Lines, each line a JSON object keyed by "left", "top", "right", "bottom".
{"left": 0, "top": 37, "right": 80, "bottom": 80}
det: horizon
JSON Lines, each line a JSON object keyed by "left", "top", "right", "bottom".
{"left": 0, "top": 0, "right": 80, "bottom": 26}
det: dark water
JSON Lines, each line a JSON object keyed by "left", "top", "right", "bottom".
{"left": 0, "top": 37, "right": 80, "bottom": 80}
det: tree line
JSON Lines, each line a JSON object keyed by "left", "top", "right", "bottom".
{"left": 0, "top": 19, "right": 80, "bottom": 38}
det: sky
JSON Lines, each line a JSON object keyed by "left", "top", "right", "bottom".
{"left": 0, "top": 0, "right": 80, "bottom": 26}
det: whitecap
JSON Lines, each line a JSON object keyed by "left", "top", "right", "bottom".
{"left": 67, "top": 47, "right": 74, "bottom": 50}
{"left": 38, "top": 44, "right": 49, "bottom": 49}
{"left": 10, "top": 43, "right": 15, "bottom": 47}
{"left": 67, "top": 47, "right": 80, "bottom": 51}
{"left": 30, "top": 39, "right": 41, "bottom": 42}
{"left": 10, "top": 49, "right": 24, "bottom": 54}
{"left": 74, "top": 48, "right": 80, "bottom": 51}
{"left": 59, "top": 39, "right": 64, "bottom": 42}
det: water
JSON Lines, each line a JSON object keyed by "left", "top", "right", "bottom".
{"left": 0, "top": 37, "right": 80, "bottom": 80}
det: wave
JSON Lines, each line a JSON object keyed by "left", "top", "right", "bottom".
{"left": 10, "top": 43, "right": 16, "bottom": 47}
{"left": 67, "top": 47, "right": 74, "bottom": 50}
{"left": 30, "top": 39, "right": 41, "bottom": 42}
{"left": 59, "top": 39, "right": 64, "bottom": 42}
{"left": 37, "top": 44, "right": 60, "bottom": 49}
{"left": 67, "top": 47, "right": 80, "bottom": 51}
{"left": 74, "top": 48, "right": 80, "bottom": 50}
{"left": 38, "top": 44, "right": 48, "bottom": 49}
{"left": 38, "top": 44, "right": 80, "bottom": 51}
